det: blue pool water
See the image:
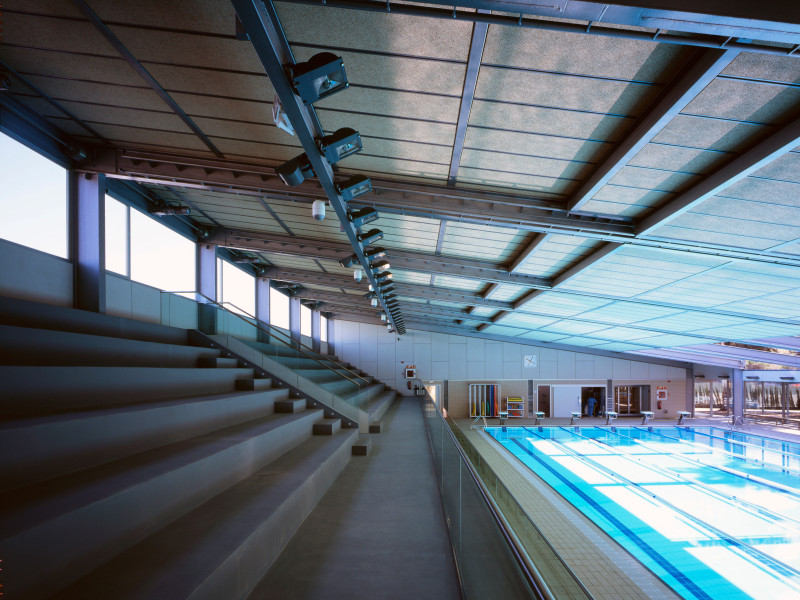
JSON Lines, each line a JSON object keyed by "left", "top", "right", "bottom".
{"left": 486, "top": 426, "right": 800, "bottom": 600}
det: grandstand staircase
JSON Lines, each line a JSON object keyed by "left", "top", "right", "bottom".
{"left": 0, "top": 297, "right": 397, "bottom": 599}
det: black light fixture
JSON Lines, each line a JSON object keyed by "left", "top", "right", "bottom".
{"left": 290, "top": 52, "right": 348, "bottom": 104}
{"left": 358, "top": 229, "right": 383, "bottom": 246}
{"left": 374, "top": 271, "right": 392, "bottom": 283}
{"left": 337, "top": 175, "right": 372, "bottom": 201}
{"left": 276, "top": 153, "right": 314, "bottom": 186}
{"left": 365, "top": 247, "right": 387, "bottom": 260}
{"left": 348, "top": 207, "right": 379, "bottom": 228}
{"left": 339, "top": 254, "right": 359, "bottom": 269}
{"left": 378, "top": 284, "right": 396, "bottom": 294}
{"left": 371, "top": 259, "right": 391, "bottom": 272}
{"left": 320, "top": 128, "right": 362, "bottom": 163}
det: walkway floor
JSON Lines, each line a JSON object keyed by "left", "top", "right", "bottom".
{"left": 248, "top": 397, "right": 462, "bottom": 600}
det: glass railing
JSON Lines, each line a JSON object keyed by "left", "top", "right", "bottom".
{"left": 159, "top": 291, "right": 373, "bottom": 416}
{"left": 422, "top": 392, "right": 593, "bottom": 600}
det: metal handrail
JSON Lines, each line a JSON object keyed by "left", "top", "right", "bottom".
{"left": 162, "top": 290, "right": 370, "bottom": 387}
{"left": 216, "top": 299, "right": 370, "bottom": 385}
{"left": 422, "top": 393, "right": 557, "bottom": 600}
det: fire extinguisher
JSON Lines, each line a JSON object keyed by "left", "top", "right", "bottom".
{"left": 657, "top": 400, "right": 662, "bottom": 410}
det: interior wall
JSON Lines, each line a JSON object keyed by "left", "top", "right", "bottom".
{"left": 0, "top": 238, "right": 72, "bottom": 307}
{"left": 333, "top": 320, "right": 688, "bottom": 417}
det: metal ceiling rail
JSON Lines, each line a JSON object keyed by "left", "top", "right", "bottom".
{"left": 637, "top": 111, "right": 800, "bottom": 235}
{"left": 230, "top": 0, "right": 405, "bottom": 334}
{"left": 211, "top": 229, "right": 552, "bottom": 288}
{"left": 448, "top": 14, "right": 488, "bottom": 186}
{"left": 71, "top": 0, "right": 224, "bottom": 158}
{"left": 289, "top": 0, "right": 800, "bottom": 56}
{"left": 567, "top": 48, "right": 740, "bottom": 213}
{"left": 82, "top": 150, "right": 800, "bottom": 269}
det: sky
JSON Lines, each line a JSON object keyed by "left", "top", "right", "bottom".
{"left": 0, "top": 131, "right": 281, "bottom": 325}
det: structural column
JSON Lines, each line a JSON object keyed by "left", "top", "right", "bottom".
{"left": 68, "top": 171, "right": 106, "bottom": 312}
{"left": 311, "top": 308, "right": 321, "bottom": 353}
{"left": 685, "top": 366, "right": 695, "bottom": 416}
{"left": 326, "top": 317, "right": 335, "bottom": 356}
{"left": 289, "top": 296, "right": 301, "bottom": 343}
{"left": 256, "top": 277, "right": 271, "bottom": 342}
{"left": 196, "top": 243, "right": 217, "bottom": 333}
{"left": 732, "top": 369, "right": 744, "bottom": 421}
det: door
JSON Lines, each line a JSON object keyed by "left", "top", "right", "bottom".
{"left": 552, "top": 385, "right": 582, "bottom": 418}
{"left": 537, "top": 385, "right": 551, "bottom": 417}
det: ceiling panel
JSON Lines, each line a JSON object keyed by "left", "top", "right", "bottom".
{"left": 464, "top": 127, "right": 607, "bottom": 163}
{"left": 683, "top": 79, "right": 800, "bottom": 124}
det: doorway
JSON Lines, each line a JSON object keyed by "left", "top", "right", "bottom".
{"left": 581, "top": 387, "right": 605, "bottom": 416}
{"left": 614, "top": 385, "right": 650, "bottom": 415}
{"left": 537, "top": 385, "right": 551, "bottom": 417}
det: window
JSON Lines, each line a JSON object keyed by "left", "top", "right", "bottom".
{"left": 300, "top": 304, "right": 311, "bottom": 337}
{"left": 130, "top": 208, "right": 194, "bottom": 292}
{"left": 105, "top": 195, "right": 129, "bottom": 276}
{"left": 269, "top": 286, "right": 289, "bottom": 330}
{"left": 320, "top": 315, "right": 328, "bottom": 342}
{"left": 0, "top": 132, "right": 67, "bottom": 257}
{"left": 220, "top": 260, "right": 255, "bottom": 316}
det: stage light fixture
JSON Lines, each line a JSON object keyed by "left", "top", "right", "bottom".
{"left": 358, "top": 229, "right": 383, "bottom": 246}
{"left": 371, "top": 260, "right": 391, "bottom": 272}
{"left": 365, "top": 247, "right": 387, "bottom": 260}
{"left": 290, "top": 52, "right": 348, "bottom": 104}
{"left": 374, "top": 271, "right": 392, "bottom": 283}
{"left": 339, "top": 254, "right": 359, "bottom": 269}
{"left": 320, "top": 128, "right": 362, "bottom": 163}
{"left": 348, "top": 207, "right": 379, "bottom": 228}
{"left": 354, "top": 269, "right": 363, "bottom": 282}
{"left": 337, "top": 175, "right": 372, "bottom": 201}
{"left": 380, "top": 312, "right": 386, "bottom": 322}
{"left": 371, "top": 298, "right": 378, "bottom": 307}
{"left": 276, "top": 153, "right": 313, "bottom": 186}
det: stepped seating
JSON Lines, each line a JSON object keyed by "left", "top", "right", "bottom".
{"left": 0, "top": 299, "right": 357, "bottom": 599}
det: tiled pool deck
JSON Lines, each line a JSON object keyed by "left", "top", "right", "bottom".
{"left": 453, "top": 415, "right": 800, "bottom": 600}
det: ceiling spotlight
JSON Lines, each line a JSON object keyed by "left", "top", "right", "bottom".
{"left": 387, "top": 323, "right": 393, "bottom": 331}
{"left": 320, "top": 128, "right": 362, "bottom": 163}
{"left": 368, "top": 284, "right": 374, "bottom": 291}
{"left": 150, "top": 205, "right": 190, "bottom": 216}
{"left": 276, "top": 153, "right": 313, "bottom": 186}
{"left": 374, "top": 271, "right": 392, "bottom": 282}
{"left": 348, "top": 207, "right": 379, "bottom": 228}
{"left": 365, "top": 247, "right": 387, "bottom": 260}
{"left": 290, "top": 52, "right": 348, "bottom": 104}
{"left": 354, "top": 269, "right": 363, "bottom": 282}
{"left": 339, "top": 254, "right": 359, "bottom": 269}
{"left": 312, "top": 199, "right": 326, "bottom": 221}
{"left": 337, "top": 175, "right": 372, "bottom": 201}
{"left": 380, "top": 312, "right": 386, "bottom": 321}
{"left": 371, "top": 297, "right": 378, "bottom": 307}
{"left": 358, "top": 229, "right": 383, "bottom": 246}
{"left": 363, "top": 291, "right": 376, "bottom": 300}
{"left": 372, "top": 260, "right": 391, "bottom": 272}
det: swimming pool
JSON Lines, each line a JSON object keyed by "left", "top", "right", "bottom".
{"left": 486, "top": 426, "right": 800, "bottom": 600}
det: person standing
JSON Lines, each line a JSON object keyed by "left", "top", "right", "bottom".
{"left": 587, "top": 394, "right": 597, "bottom": 418}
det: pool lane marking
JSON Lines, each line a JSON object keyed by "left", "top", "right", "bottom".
{"left": 512, "top": 429, "right": 714, "bottom": 600}
{"left": 574, "top": 427, "right": 800, "bottom": 535}
{"left": 519, "top": 428, "right": 800, "bottom": 589}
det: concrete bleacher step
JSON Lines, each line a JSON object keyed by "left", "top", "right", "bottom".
{"left": 338, "top": 382, "right": 388, "bottom": 409}
{"left": 52, "top": 428, "right": 357, "bottom": 600}
{"left": 351, "top": 435, "right": 372, "bottom": 456}
{"left": 0, "top": 323, "right": 222, "bottom": 368}
{"left": 0, "top": 365, "right": 256, "bottom": 418}
{"left": 236, "top": 378, "right": 273, "bottom": 391}
{"left": 0, "top": 409, "right": 324, "bottom": 600}
{"left": 366, "top": 389, "right": 397, "bottom": 426}
{"left": 0, "top": 295, "right": 190, "bottom": 346}
{"left": 0, "top": 387, "right": 290, "bottom": 493}
{"left": 198, "top": 356, "right": 240, "bottom": 368}
{"left": 275, "top": 398, "right": 308, "bottom": 413}
{"left": 313, "top": 418, "right": 342, "bottom": 436}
